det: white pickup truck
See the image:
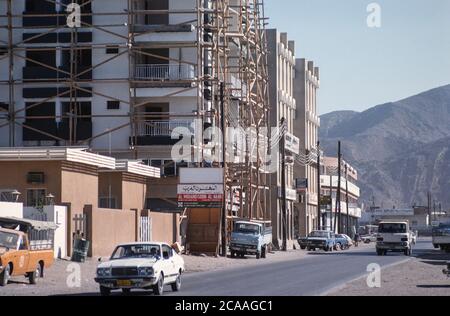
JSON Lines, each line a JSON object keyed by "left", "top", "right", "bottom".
{"left": 376, "top": 220, "right": 413, "bottom": 256}
{"left": 432, "top": 222, "right": 450, "bottom": 253}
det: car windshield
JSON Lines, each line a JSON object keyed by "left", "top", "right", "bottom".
{"left": 0, "top": 231, "right": 19, "bottom": 249}
{"left": 379, "top": 223, "right": 407, "bottom": 233}
{"left": 309, "top": 231, "right": 329, "bottom": 238}
{"left": 235, "top": 223, "right": 259, "bottom": 235}
{"left": 111, "top": 244, "right": 161, "bottom": 260}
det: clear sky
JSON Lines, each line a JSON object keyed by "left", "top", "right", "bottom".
{"left": 266, "top": 0, "right": 450, "bottom": 115}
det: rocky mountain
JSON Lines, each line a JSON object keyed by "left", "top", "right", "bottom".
{"left": 320, "top": 84, "right": 450, "bottom": 209}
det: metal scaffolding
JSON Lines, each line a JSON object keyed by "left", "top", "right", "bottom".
{"left": 0, "top": 0, "right": 271, "bottom": 223}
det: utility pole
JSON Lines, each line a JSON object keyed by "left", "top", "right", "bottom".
{"left": 280, "top": 118, "right": 287, "bottom": 251}
{"left": 427, "top": 191, "right": 431, "bottom": 225}
{"left": 220, "top": 82, "right": 227, "bottom": 257}
{"left": 317, "top": 141, "right": 321, "bottom": 230}
{"left": 337, "top": 141, "right": 342, "bottom": 234}
{"left": 345, "top": 164, "right": 350, "bottom": 236}
{"left": 329, "top": 173, "right": 333, "bottom": 232}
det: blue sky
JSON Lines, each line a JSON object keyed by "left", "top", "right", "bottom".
{"left": 266, "top": 0, "right": 450, "bottom": 115}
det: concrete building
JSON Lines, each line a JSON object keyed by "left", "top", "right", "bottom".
{"left": 320, "top": 157, "right": 362, "bottom": 236}
{"left": 293, "top": 59, "right": 321, "bottom": 237}
{"left": 0, "top": 1, "right": 271, "bottom": 255}
{"left": 360, "top": 207, "right": 433, "bottom": 234}
{"left": 266, "top": 29, "right": 297, "bottom": 249}
{"left": 0, "top": 147, "right": 182, "bottom": 257}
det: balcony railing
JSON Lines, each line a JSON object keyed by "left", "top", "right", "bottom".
{"left": 137, "top": 120, "right": 193, "bottom": 137}
{"left": 134, "top": 64, "right": 195, "bottom": 81}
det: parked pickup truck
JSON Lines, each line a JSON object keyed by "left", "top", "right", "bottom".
{"left": 230, "top": 220, "right": 272, "bottom": 259}
{"left": 306, "top": 230, "right": 336, "bottom": 252}
{"left": 376, "top": 220, "right": 413, "bottom": 256}
{"left": 0, "top": 217, "right": 56, "bottom": 286}
{"left": 432, "top": 222, "right": 450, "bottom": 253}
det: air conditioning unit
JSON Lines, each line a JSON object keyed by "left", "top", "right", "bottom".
{"left": 27, "top": 172, "right": 45, "bottom": 184}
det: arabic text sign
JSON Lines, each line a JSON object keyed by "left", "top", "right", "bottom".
{"left": 177, "top": 184, "right": 224, "bottom": 195}
{"left": 178, "top": 194, "right": 224, "bottom": 202}
{"left": 177, "top": 184, "right": 224, "bottom": 208}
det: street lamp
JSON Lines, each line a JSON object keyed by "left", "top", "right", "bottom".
{"left": 11, "top": 190, "right": 21, "bottom": 202}
{"left": 46, "top": 193, "right": 55, "bottom": 206}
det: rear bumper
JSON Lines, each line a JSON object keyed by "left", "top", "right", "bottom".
{"left": 95, "top": 276, "right": 157, "bottom": 289}
{"left": 376, "top": 242, "right": 409, "bottom": 250}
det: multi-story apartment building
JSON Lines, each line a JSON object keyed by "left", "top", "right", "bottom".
{"left": 0, "top": 0, "right": 271, "bottom": 254}
{"left": 293, "top": 59, "right": 321, "bottom": 237}
{"left": 267, "top": 29, "right": 297, "bottom": 249}
{"left": 320, "top": 157, "right": 362, "bottom": 236}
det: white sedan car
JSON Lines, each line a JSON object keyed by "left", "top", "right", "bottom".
{"left": 94, "top": 242, "right": 185, "bottom": 296}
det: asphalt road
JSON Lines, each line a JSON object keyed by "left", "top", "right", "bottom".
{"left": 0, "top": 238, "right": 434, "bottom": 296}
{"left": 168, "top": 238, "right": 434, "bottom": 296}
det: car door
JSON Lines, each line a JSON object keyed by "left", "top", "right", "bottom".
{"left": 162, "top": 244, "right": 176, "bottom": 282}
{"left": 13, "top": 235, "right": 30, "bottom": 275}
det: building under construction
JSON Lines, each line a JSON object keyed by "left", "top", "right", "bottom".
{"left": 0, "top": 0, "right": 272, "bottom": 254}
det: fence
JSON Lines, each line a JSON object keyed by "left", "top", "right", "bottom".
{"left": 140, "top": 216, "right": 152, "bottom": 242}
{"left": 136, "top": 120, "right": 192, "bottom": 137}
{"left": 134, "top": 64, "right": 195, "bottom": 81}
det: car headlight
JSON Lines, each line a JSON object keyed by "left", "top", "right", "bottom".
{"left": 97, "top": 268, "right": 112, "bottom": 277}
{"left": 138, "top": 267, "right": 154, "bottom": 276}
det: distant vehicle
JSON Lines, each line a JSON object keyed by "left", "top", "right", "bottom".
{"left": 376, "top": 220, "right": 413, "bottom": 256}
{"left": 335, "top": 234, "right": 352, "bottom": 250}
{"left": 95, "top": 242, "right": 185, "bottom": 296}
{"left": 297, "top": 236, "right": 308, "bottom": 250}
{"left": 306, "top": 230, "right": 336, "bottom": 252}
{"left": 432, "top": 223, "right": 450, "bottom": 253}
{"left": 0, "top": 217, "right": 56, "bottom": 287}
{"left": 361, "top": 234, "right": 377, "bottom": 244}
{"left": 230, "top": 220, "right": 272, "bottom": 259}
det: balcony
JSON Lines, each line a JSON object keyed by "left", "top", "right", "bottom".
{"left": 133, "top": 120, "right": 192, "bottom": 146}
{"left": 134, "top": 64, "right": 195, "bottom": 82}
{"left": 132, "top": 64, "right": 195, "bottom": 89}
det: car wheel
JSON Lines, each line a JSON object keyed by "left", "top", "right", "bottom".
{"left": 433, "top": 244, "right": 439, "bottom": 249}
{"left": 29, "top": 263, "right": 42, "bottom": 285}
{"left": 261, "top": 246, "right": 267, "bottom": 258}
{"left": 122, "top": 288, "right": 131, "bottom": 295}
{"left": 100, "top": 286, "right": 111, "bottom": 296}
{"left": 153, "top": 274, "right": 164, "bottom": 296}
{"left": 231, "top": 251, "right": 235, "bottom": 258}
{"left": 171, "top": 273, "right": 181, "bottom": 292}
{"left": 300, "top": 246, "right": 306, "bottom": 250}
{"left": 0, "top": 264, "right": 11, "bottom": 287}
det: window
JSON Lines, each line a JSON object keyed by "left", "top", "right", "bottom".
{"left": 144, "top": 0, "right": 169, "bottom": 25}
{"left": 61, "top": 49, "right": 92, "bottom": 68}
{"left": 61, "top": 102, "right": 92, "bottom": 122}
{"left": 99, "top": 197, "right": 117, "bottom": 209}
{"left": 163, "top": 160, "right": 175, "bottom": 176}
{"left": 27, "top": 172, "right": 45, "bottom": 184}
{"left": 26, "top": 49, "right": 56, "bottom": 67}
{"left": 27, "top": 189, "right": 46, "bottom": 207}
{"left": 26, "top": 0, "right": 54, "bottom": 12}
{"left": 106, "top": 46, "right": 119, "bottom": 54}
{"left": 107, "top": 101, "right": 120, "bottom": 110}
{"left": 162, "top": 244, "right": 173, "bottom": 259}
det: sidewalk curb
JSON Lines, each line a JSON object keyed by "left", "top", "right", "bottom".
{"left": 320, "top": 257, "right": 413, "bottom": 296}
